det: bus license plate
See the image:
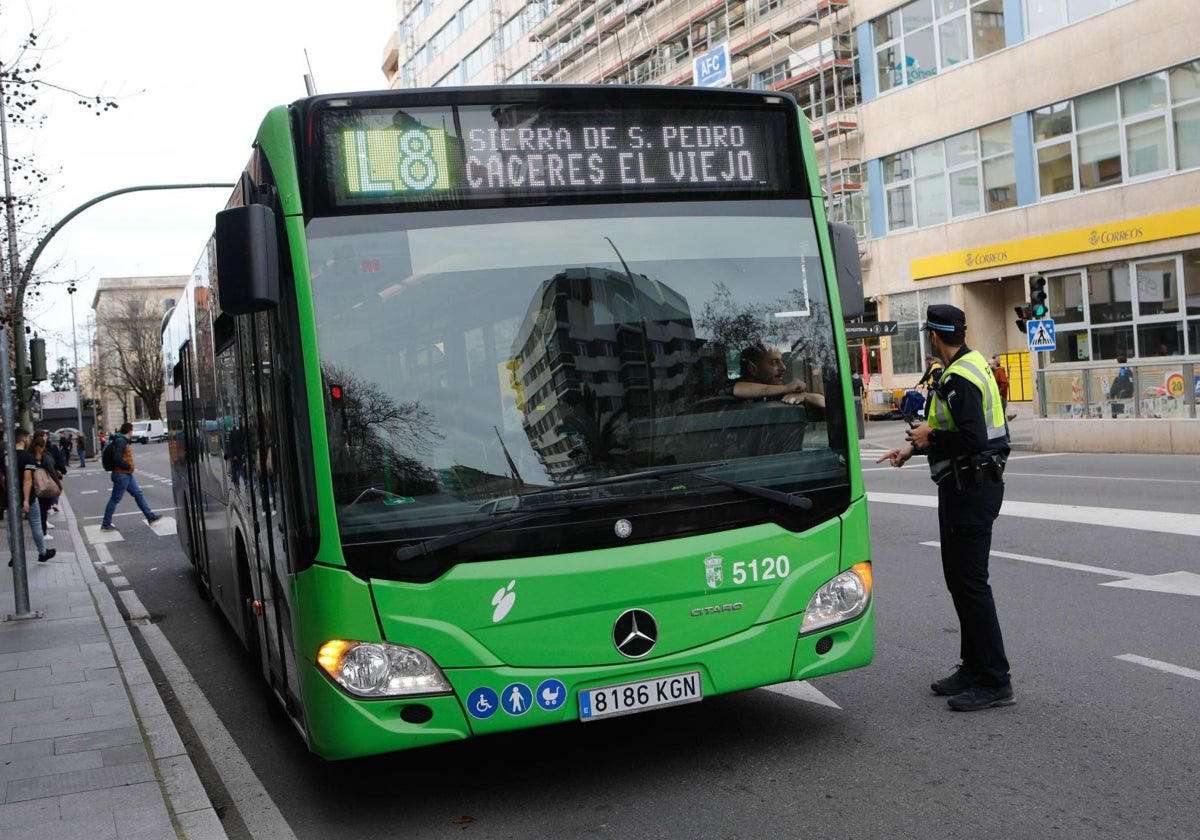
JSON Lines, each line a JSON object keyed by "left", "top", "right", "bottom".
{"left": 578, "top": 671, "right": 702, "bottom": 721}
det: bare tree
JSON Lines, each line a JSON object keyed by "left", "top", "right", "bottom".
{"left": 50, "top": 355, "right": 72, "bottom": 391}
{"left": 1, "top": 11, "right": 121, "bottom": 424}
{"left": 97, "top": 297, "right": 163, "bottom": 420}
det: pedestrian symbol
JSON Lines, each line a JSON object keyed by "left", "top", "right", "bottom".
{"left": 500, "top": 682, "right": 533, "bottom": 716}
{"left": 1027, "top": 318, "right": 1056, "bottom": 351}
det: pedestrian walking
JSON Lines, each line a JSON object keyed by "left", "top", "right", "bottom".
{"left": 75, "top": 432, "right": 87, "bottom": 467}
{"left": 9, "top": 428, "right": 56, "bottom": 565}
{"left": 31, "top": 430, "right": 65, "bottom": 539}
{"left": 989, "top": 354, "right": 1016, "bottom": 421}
{"left": 100, "top": 422, "right": 162, "bottom": 532}
{"left": 876, "top": 304, "right": 1014, "bottom": 712}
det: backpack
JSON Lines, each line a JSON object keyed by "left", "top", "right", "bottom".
{"left": 33, "top": 467, "right": 59, "bottom": 499}
{"left": 1109, "top": 371, "right": 1134, "bottom": 400}
{"left": 101, "top": 440, "right": 118, "bottom": 471}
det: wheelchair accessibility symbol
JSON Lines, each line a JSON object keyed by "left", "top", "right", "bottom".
{"left": 467, "top": 686, "right": 499, "bottom": 720}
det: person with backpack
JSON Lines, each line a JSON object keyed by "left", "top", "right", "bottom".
{"left": 100, "top": 422, "right": 162, "bottom": 532}
{"left": 1108, "top": 355, "right": 1134, "bottom": 417}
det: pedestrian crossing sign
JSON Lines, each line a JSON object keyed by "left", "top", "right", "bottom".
{"left": 1027, "top": 318, "right": 1056, "bottom": 351}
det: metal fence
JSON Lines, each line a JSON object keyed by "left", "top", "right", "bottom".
{"left": 1038, "top": 358, "right": 1199, "bottom": 420}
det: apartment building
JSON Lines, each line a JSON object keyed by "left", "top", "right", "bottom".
{"left": 382, "top": 0, "right": 1200, "bottom": 398}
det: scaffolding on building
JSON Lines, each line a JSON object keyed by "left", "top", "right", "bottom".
{"left": 527, "top": 0, "right": 865, "bottom": 237}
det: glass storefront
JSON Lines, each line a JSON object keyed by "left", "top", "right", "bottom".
{"left": 1046, "top": 249, "right": 1199, "bottom": 363}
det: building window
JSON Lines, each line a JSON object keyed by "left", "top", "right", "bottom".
{"left": 507, "top": 61, "right": 534, "bottom": 85}
{"left": 430, "top": 19, "right": 458, "bottom": 58}
{"left": 873, "top": 0, "right": 1004, "bottom": 94}
{"left": 883, "top": 120, "right": 1011, "bottom": 232}
{"left": 887, "top": 287, "right": 951, "bottom": 375}
{"left": 1023, "top": 0, "right": 1131, "bottom": 38}
{"left": 1171, "top": 62, "right": 1200, "bottom": 170}
{"left": 460, "top": 0, "right": 487, "bottom": 29}
{"left": 1034, "top": 64, "right": 1199, "bottom": 200}
{"left": 981, "top": 120, "right": 1016, "bottom": 211}
{"left": 463, "top": 40, "right": 494, "bottom": 80}
{"left": 1046, "top": 253, "right": 1195, "bottom": 363}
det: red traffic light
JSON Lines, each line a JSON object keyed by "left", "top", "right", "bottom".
{"left": 1013, "top": 304, "right": 1029, "bottom": 333}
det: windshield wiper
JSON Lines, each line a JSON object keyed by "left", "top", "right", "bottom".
{"left": 687, "top": 471, "right": 813, "bottom": 510}
{"left": 393, "top": 463, "right": 812, "bottom": 563}
{"left": 551, "top": 461, "right": 812, "bottom": 510}
{"left": 393, "top": 512, "right": 550, "bottom": 563}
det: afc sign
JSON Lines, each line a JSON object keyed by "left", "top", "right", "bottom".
{"left": 694, "top": 44, "right": 732, "bottom": 88}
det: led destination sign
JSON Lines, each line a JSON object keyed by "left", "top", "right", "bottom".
{"left": 324, "top": 101, "right": 795, "bottom": 207}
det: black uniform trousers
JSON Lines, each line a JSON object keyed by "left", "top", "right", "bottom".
{"left": 936, "top": 470, "right": 1010, "bottom": 689}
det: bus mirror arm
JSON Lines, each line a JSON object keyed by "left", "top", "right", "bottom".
{"left": 215, "top": 203, "right": 281, "bottom": 315}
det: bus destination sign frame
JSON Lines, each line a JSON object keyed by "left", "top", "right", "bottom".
{"left": 315, "top": 96, "right": 801, "bottom": 210}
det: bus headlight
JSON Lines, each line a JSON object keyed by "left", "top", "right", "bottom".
{"left": 317, "top": 640, "right": 451, "bottom": 697}
{"left": 799, "top": 562, "right": 872, "bottom": 636}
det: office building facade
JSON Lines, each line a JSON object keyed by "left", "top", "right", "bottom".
{"left": 382, "top": 0, "right": 1199, "bottom": 400}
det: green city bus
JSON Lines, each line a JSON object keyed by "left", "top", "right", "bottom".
{"left": 162, "top": 85, "right": 873, "bottom": 760}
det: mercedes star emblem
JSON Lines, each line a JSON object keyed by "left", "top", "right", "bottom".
{"left": 613, "top": 608, "right": 658, "bottom": 658}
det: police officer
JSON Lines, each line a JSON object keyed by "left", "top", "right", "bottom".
{"left": 877, "top": 304, "right": 1014, "bottom": 711}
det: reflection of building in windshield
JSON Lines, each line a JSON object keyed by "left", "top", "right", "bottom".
{"left": 510, "top": 267, "right": 702, "bottom": 481}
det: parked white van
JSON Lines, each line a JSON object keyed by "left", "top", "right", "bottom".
{"left": 130, "top": 420, "right": 166, "bottom": 444}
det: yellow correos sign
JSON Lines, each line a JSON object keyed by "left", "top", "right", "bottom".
{"left": 911, "top": 207, "right": 1200, "bottom": 280}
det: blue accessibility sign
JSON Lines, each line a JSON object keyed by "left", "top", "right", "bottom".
{"left": 535, "top": 679, "right": 568, "bottom": 712}
{"left": 500, "top": 682, "right": 534, "bottom": 716}
{"left": 467, "top": 686, "right": 499, "bottom": 719}
{"left": 1027, "top": 318, "right": 1056, "bottom": 351}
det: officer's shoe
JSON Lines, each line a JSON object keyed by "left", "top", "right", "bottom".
{"left": 947, "top": 683, "right": 1015, "bottom": 712}
{"left": 930, "top": 665, "right": 975, "bottom": 697}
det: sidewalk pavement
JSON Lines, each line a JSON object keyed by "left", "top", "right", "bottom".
{"left": 0, "top": 492, "right": 226, "bottom": 840}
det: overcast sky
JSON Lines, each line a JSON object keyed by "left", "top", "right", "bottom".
{"left": 3, "top": 1, "right": 396, "bottom": 367}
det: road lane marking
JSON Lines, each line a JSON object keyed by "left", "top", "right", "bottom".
{"left": 1115, "top": 655, "right": 1200, "bottom": 682}
{"left": 138, "top": 623, "right": 298, "bottom": 840}
{"left": 921, "top": 542, "right": 1200, "bottom": 598}
{"left": 761, "top": 681, "right": 841, "bottom": 709}
{"left": 870, "top": 492, "right": 1200, "bottom": 537}
{"left": 1101, "top": 571, "right": 1200, "bottom": 597}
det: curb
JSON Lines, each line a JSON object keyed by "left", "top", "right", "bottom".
{"left": 62, "top": 495, "right": 229, "bottom": 840}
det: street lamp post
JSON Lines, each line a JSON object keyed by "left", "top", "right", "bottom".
{"left": 67, "top": 281, "right": 83, "bottom": 458}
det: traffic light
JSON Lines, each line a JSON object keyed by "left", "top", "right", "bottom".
{"left": 1014, "top": 303, "right": 1030, "bottom": 333}
{"left": 1028, "top": 275, "right": 1048, "bottom": 319}
{"left": 29, "top": 336, "right": 47, "bottom": 383}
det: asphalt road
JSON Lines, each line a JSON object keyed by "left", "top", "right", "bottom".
{"left": 64, "top": 442, "right": 1200, "bottom": 839}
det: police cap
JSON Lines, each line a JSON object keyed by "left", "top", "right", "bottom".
{"left": 921, "top": 304, "right": 966, "bottom": 333}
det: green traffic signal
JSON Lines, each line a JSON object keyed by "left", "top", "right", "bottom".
{"left": 1029, "top": 275, "right": 1048, "bottom": 319}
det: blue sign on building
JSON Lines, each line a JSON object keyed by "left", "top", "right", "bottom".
{"left": 693, "top": 44, "right": 732, "bottom": 88}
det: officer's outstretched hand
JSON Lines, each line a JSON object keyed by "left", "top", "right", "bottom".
{"left": 876, "top": 445, "right": 914, "bottom": 468}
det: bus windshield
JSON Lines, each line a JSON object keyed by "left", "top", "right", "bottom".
{"left": 307, "top": 199, "right": 849, "bottom": 575}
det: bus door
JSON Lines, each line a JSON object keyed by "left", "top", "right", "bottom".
{"left": 178, "top": 341, "right": 212, "bottom": 594}
{"left": 239, "top": 311, "right": 298, "bottom": 711}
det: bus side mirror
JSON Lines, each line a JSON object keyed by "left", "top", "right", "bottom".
{"left": 215, "top": 204, "right": 280, "bottom": 315}
{"left": 827, "top": 221, "right": 864, "bottom": 321}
